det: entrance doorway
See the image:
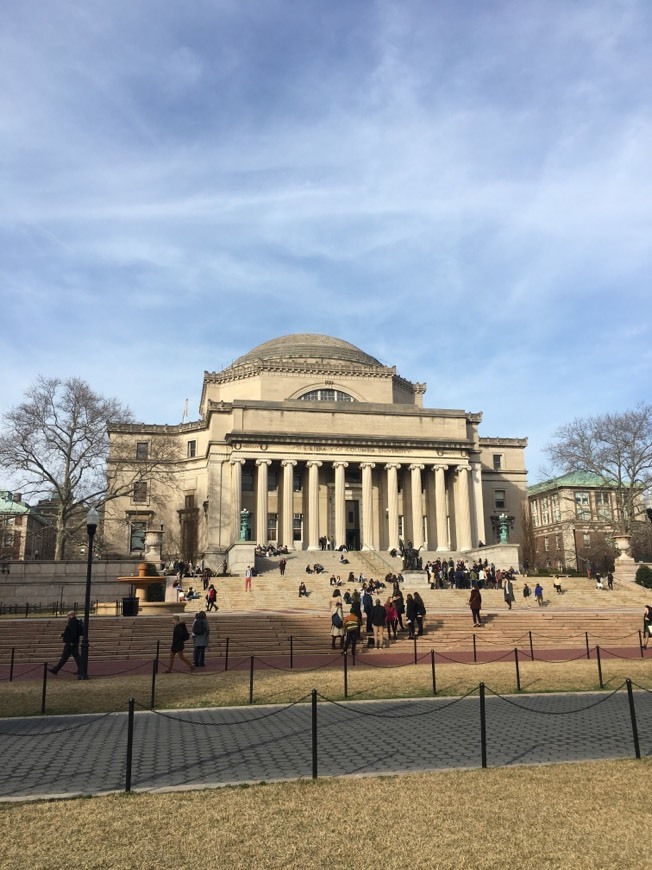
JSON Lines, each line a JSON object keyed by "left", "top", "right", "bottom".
{"left": 345, "top": 500, "right": 360, "bottom": 550}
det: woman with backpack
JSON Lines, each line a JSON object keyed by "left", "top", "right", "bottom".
{"left": 413, "top": 591, "right": 426, "bottom": 636}
{"left": 191, "top": 611, "right": 210, "bottom": 667}
{"left": 165, "top": 616, "right": 195, "bottom": 673}
{"left": 330, "top": 590, "right": 344, "bottom": 650}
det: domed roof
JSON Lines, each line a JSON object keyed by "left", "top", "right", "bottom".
{"left": 231, "top": 334, "right": 383, "bottom": 368}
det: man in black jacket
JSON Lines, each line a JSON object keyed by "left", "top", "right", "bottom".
{"left": 48, "top": 611, "right": 83, "bottom": 675}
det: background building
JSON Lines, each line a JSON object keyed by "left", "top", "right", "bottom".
{"left": 105, "top": 334, "right": 528, "bottom": 567}
{"left": 0, "top": 491, "right": 55, "bottom": 562}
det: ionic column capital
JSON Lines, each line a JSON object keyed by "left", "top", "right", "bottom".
{"left": 384, "top": 462, "right": 401, "bottom": 471}
{"left": 332, "top": 461, "right": 349, "bottom": 469}
{"left": 255, "top": 458, "right": 272, "bottom": 467}
{"left": 456, "top": 464, "right": 472, "bottom": 473}
{"left": 432, "top": 463, "right": 449, "bottom": 472}
{"left": 280, "top": 459, "right": 297, "bottom": 468}
{"left": 306, "top": 460, "right": 322, "bottom": 469}
{"left": 230, "top": 457, "right": 246, "bottom": 466}
{"left": 409, "top": 463, "right": 425, "bottom": 471}
{"left": 360, "top": 462, "right": 376, "bottom": 470}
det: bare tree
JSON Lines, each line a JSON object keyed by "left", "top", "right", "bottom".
{"left": 0, "top": 377, "right": 180, "bottom": 559}
{"left": 545, "top": 403, "right": 652, "bottom": 537}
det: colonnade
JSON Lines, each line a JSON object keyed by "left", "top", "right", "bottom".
{"left": 228, "top": 456, "right": 486, "bottom": 553}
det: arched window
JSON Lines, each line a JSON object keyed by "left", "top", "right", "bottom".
{"left": 298, "top": 389, "right": 355, "bottom": 402}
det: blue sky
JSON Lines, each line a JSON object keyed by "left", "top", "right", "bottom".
{"left": 2, "top": 0, "right": 651, "bottom": 481}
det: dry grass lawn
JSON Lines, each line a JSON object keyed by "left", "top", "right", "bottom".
{"left": 2, "top": 658, "right": 651, "bottom": 718}
{"left": 1, "top": 760, "right": 650, "bottom": 869}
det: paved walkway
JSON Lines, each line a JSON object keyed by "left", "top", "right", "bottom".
{"left": 0, "top": 687, "right": 650, "bottom": 801}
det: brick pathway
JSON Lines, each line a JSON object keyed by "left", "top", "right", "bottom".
{"left": 0, "top": 686, "right": 650, "bottom": 801}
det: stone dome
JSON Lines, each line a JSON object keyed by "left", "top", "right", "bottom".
{"left": 231, "top": 334, "right": 383, "bottom": 368}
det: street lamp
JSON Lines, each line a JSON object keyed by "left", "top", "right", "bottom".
{"left": 79, "top": 507, "right": 99, "bottom": 680}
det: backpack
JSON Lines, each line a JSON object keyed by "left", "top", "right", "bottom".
{"left": 193, "top": 619, "right": 206, "bottom": 636}
{"left": 331, "top": 609, "right": 343, "bottom": 629}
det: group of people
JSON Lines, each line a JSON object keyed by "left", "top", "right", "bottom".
{"left": 425, "top": 558, "right": 518, "bottom": 591}
{"left": 329, "top": 584, "right": 427, "bottom": 654}
{"left": 165, "top": 612, "right": 211, "bottom": 672}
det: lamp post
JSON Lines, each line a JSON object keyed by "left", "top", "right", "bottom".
{"left": 79, "top": 507, "right": 99, "bottom": 680}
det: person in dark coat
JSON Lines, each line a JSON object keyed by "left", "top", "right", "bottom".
{"left": 165, "top": 616, "right": 194, "bottom": 673}
{"left": 362, "top": 588, "right": 373, "bottom": 634}
{"left": 191, "top": 611, "right": 210, "bottom": 667}
{"left": 405, "top": 593, "right": 417, "bottom": 640}
{"left": 469, "top": 585, "right": 483, "bottom": 627}
{"left": 371, "top": 598, "right": 387, "bottom": 649}
{"left": 393, "top": 588, "right": 405, "bottom": 631}
{"left": 413, "top": 591, "right": 426, "bottom": 636}
{"left": 48, "top": 611, "right": 83, "bottom": 675}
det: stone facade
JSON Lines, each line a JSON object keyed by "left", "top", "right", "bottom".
{"left": 104, "top": 334, "right": 528, "bottom": 567}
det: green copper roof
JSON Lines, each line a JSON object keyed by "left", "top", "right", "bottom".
{"left": 528, "top": 472, "right": 611, "bottom": 495}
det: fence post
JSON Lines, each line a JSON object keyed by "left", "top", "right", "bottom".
{"left": 9, "top": 647, "right": 15, "bottom": 682}
{"left": 479, "top": 682, "right": 487, "bottom": 769}
{"left": 41, "top": 663, "right": 48, "bottom": 715}
{"left": 249, "top": 655, "right": 255, "bottom": 704}
{"left": 528, "top": 630, "right": 534, "bottom": 661}
{"left": 25, "top": 603, "right": 29, "bottom": 619}
{"left": 290, "top": 635, "right": 294, "bottom": 670}
{"left": 596, "top": 645, "right": 604, "bottom": 690}
{"left": 150, "top": 659, "right": 157, "bottom": 709}
{"left": 585, "top": 632, "right": 590, "bottom": 659}
{"left": 431, "top": 649, "right": 437, "bottom": 696}
{"left": 224, "top": 637, "right": 230, "bottom": 672}
{"left": 626, "top": 678, "right": 641, "bottom": 760}
{"left": 413, "top": 635, "right": 418, "bottom": 665}
{"left": 473, "top": 633, "right": 477, "bottom": 663}
{"left": 514, "top": 647, "right": 521, "bottom": 692}
{"left": 155, "top": 640, "right": 160, "bottom": 673}
{"left": 343, "top": 651, "right": 348, "bottom": 699}
{"left": 311, "top": 689, "right": 318, "bottom": 780}
{"left": 639, "top": 630, "right": 644, "bottom": 658}
{"left": 125, "top": 698, "right": 135, "bottom": 792}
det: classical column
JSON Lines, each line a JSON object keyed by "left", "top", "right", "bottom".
{"left": 230, "top": 458, "right": 246, "bottom": 542}
{"left": 360, "top": 462, "right": 376, "bottom": 550}
{"left": 280, "top": 460, "right": 297, "bottom": 550}
{"left": 455, "top": 464, "right": 473, "bottom": 552}
{"left": 433, "top": 464, "right": 449, "bottom": 552}
{"left": 332, "top": 461, "right": 348, "bottom": 549}
{"left": 385, "top": 463, "right": 401, "bottom": 552}
{"left": 255, "top": 459, "right": 271, "bottom": 545}
{"left": 409, "top": 464, "right": 425, "bottom": 549}
{"left": 471, "top": 461, "right": 486, "bottom": 546}
{"left": 306, "top": 461, "right": 322, "bottom": 550}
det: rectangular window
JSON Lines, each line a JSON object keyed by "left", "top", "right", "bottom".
{"left": 544, "top": 536, "right": 549, "bottom": 552}
{"left": 136, "top": 442, "right": 149, "bottom": 460}
{"left": 293, "top": 513, "right": 303, "bottom": 542}
{"left": 555, "top": 534, "right": 561, "bottom": 550}
{"left": 184, "top": 494, "right": 195, "bottom": 509}
{"left": 3, "top": 531, "right": 14, "bottom": 547}
{"left": 242, "top": 468, "right": 254, "bottom": 492}
{"left": 583, "top": 533, "right": 591, "bottom": 547}
{"left": 398, "top": 515, "right": 405, "bottom": 538}
{"left": 267, "top": 513, "right": 278, "bottom": 541}
{"left": 595, "top": 492, "right": 611, "bottom": 519}
{"left": 494, "top": 490, "right": 506, "bottom": 510}
{"left": 133, "top": 482, "right": 148, "bottom": 504}
{"left": 575, "top": 491, "right": 591, "bottom": 520}
{"left": 187, "top": 440, "right": 196, "bottom": 458}
{"left": 530, "top": 501, "right": 540, "bottom": 528}
{"left": 541, "top": 498, "right": 550, "bottom": 525}
{"left": 268, "top": 469, "right": 278, "bottom": 491}
{"left": 345, "top": 468, "right": 361, "bottom": 485}
{"left": 493, "top": 454, "right": 502, "bottom": 471}
{"left": 293, "top": 469, "right": 303, "bottom": 492}
{"left": 129, "top": 522, "right": 146, "bottom": 553}
{"left": 551, "top": 494, "right": 561, "bottom": 523}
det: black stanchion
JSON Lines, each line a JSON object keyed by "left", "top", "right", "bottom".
{"left": 596, "top": 645, "right": 604, "bottom": 689}
{"left": 626, "top": 678, "right": 641, "bottom": 760}
{"left": 431, "top": 649, "right": 437, "bottom": 696}
{"left": 585, "top": 632, "right": 590, "bottom": 659}
{"left": 290, "top": 635, "right": 294, "bottom": 669}
{"left": 473, "top": 633, "right": 477, "bottom": 663}
{"left": 25, "top": 603, "right": 29, "bottom": 618}
{"left": 639, "top": 630, "right": 644, "bottom": 658}
{"left": 514, "top": 648, "right": 521, "bottom": 692}
{"left": 150, "top": 659, "right": 157, "bottom": 709}
{"left": 413, "top": 635, "right": 417, "bottom": 664}
{"left": 528, "top": 630, "right": 534, "bottom": 660}
{"left": 224, "top": 637, "right": 230, "bottom": 672}
{"left": 9, "top": 647, "right": 15, "bottom": 682}
{"left": 311, "top": 689, "right": 318, "bottom": 780}
{"left": 155, "top": 640, "right": 160, "bottom": 673}
{"left": 125, "top": 698, "right": 135, "bottom": 793}
{"left": 249, "top": 655, "right": 254, "bottom": 704}
{"left": 343, "top": 651, "right": 348, "bottom": 699}
{"left": 41, "top": 663, "right": 48, "bottom": 715}
{"left": 479, "top": 682, "right": 487, "bottom": 769}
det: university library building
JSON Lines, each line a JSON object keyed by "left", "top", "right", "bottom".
{"left": 104, "top": 334, "right": 527, "bottom": 567}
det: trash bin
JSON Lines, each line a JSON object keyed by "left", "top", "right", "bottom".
{"left": 122, "top": 596, "right": 139, "bottom": 617}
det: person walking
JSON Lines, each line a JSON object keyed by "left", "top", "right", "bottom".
{"left": 405, "top": 593, "right": 417, "bottom": 640}
{"left": 503, "top": 576, "right": 515, "bottom": 611}
{"left": 534, "top": 582, "right": 544, "bottom": 606}
{"left": 643, "top": 604, "right": 652, "bottom": 650}
{"left": 279, "top": 558, "right": 287, "bottom": 577}
{"left": 191, "top": 611, "right": 210, "bottom": 667}
{"left": 165, "top": 616, "right": 194, "bottom": 672}
{"left": 413, "top": 591, "right": 426, "bottom": 636}
{"left": 371, "top": 598, "right": 387, "bottom": 649}
{"left": 205, "top": 583, "right": 218, "bottom": 612}
{"left": 384, "top": 597, "right": 398, "bottom": 640}
{"left": 469, "top": 585, "right": 482, "bottom": 627}
{"left": 48, "top": 611, "right": 83, "bottom": 675}
{"left": 245, "top": 566, "right": 252, "bottom": 592}
{"left": 330, "top": 590, "right": 344, "bottom": 650}
{"left": 342, "top": 608, "right": 361, "bottom": 657}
